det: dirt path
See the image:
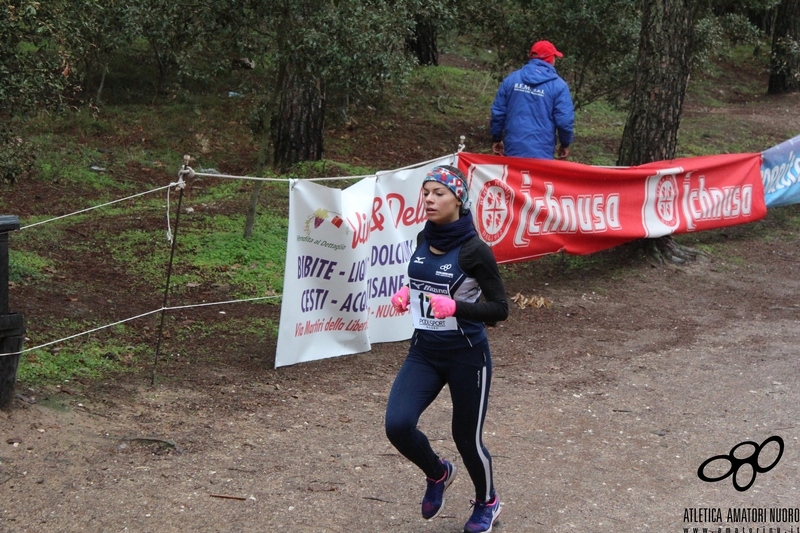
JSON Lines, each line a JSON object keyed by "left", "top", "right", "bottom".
{"left": 3, "top": 212, "right": 800, "bottom": 532}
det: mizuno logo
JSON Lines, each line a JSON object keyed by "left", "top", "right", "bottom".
{"left": 414, "top": 256, "right": 425, "bottom": 264}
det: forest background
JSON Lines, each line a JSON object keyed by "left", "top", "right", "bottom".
{"left": 0, "top": 0, "right": 799, "bottom": 398}
{"left": 1, "top": 2, "right": 800, "bottom": 532}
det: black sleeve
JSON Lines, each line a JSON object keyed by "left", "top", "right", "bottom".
{"left": 455, "top": 237, "right": 509, "bottom": 323}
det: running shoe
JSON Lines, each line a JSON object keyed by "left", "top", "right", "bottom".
{"left": 463, "top": 494, "right": 502, "bottom": 533}
{"left": 421, "top": 459, "right": 457, "bottom": 520}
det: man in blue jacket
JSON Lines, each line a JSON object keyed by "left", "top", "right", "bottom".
{"left": 490, "top": 40, "right": 574, "bottom": 160}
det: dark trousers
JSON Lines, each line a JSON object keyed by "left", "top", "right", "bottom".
{"left": 385, "top": 336, "right": 495, "bottom": 502}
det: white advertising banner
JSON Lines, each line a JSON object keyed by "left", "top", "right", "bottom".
{"left": 275, "top": 156, "right": 452, "bottom": 367}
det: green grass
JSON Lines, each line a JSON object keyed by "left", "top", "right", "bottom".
{"left": 188, "top": 179, "right": 244, "bottom": 203}
{"left": 37, "top": 161, "right": 121, "bottom": 190}
{"left": 571, "top": 100, "right": 628, "bottom": 166}
{"left": 9, "top": 249, "right": 54, "bottom": 282}
{"left": 439, "top": 31, "right": 498, "bottom": 69}
{"left": 178, "top": 214, "right": 288, "bottom": 296}
{"left": 18, "top": 342, "right": 144, "bottom": 385}
{"left": 290, "top": 160, "right": 376, "bottom": 181}
{"left": 405, "top": 65, "right": 498, "bottom": 125}
{"left": 677, "top": 112, "right": 783, "bottom": 157}
{"left": 18, "top": 323, "right": 146, "bottom": 385}
{"left": 174, "top": 316, "right": 278, "bottom": 344}
{"left": 103, "top": 211, "right": 288, "bottom": 297}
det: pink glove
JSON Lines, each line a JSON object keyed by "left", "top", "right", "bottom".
{"left": 429, "top": 294, "right": 456, "bottom": 318}
{"left": 391, "top": 286, "right": 410, "bottom": 313}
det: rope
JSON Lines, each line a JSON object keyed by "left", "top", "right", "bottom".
{"left": 8, "top": 154, "right": 458, "bottom": 235}
{"left": 0, "top": 295, "right": 282, "bottom": 358}
{"left": 166, "top": 295, "right": 277, "bottom": 311}
{"left": 0, "top": 152, "right": 460, "bottom": 361}
{"left": 165, "top": 173, "right": 187, "bottom": 243}
{"left": 18, "top": 183, "right": 176, "bottom": 231}
{"left": 189, "top": 152, "right": 459, "bottom": 184}
{"left": 191, "top": 171, "right": 287, "bottom": 181}
{"left": 375, "top": 152, "right": 459, "bottom": 179}
{"left": 1, "top": 308, "right": 162, "bottom": 357}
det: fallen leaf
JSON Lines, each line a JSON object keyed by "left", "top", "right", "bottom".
{"left": 511, "top": 292, "right": 552, "bottom": 309}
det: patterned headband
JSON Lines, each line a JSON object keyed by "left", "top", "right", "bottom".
{"left": 423, "top": 165, "right": 469, "bottom": 205}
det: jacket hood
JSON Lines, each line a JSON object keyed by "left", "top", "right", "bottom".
{"left": 520, "top": 59, "right": 559, "bottom": 86}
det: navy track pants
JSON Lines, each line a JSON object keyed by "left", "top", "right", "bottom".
{"left": 385, "top": 336, "right": 495, "bottom": 502}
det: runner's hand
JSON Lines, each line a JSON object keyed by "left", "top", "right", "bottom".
{"left": 429, "top": 294, "right": 456, "bottom": 318}
{"left": 391, "top": 286, "right": 410, "bottom": 313}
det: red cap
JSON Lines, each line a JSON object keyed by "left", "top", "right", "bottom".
{"left": 529, "top": 41, "right": 563, "bottom": 64}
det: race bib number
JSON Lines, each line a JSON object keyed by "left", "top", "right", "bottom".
{"left": 409, "top": 285, "right": 457, "bottom": 331}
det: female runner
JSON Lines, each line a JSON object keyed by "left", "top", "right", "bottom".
{"left": 385, "top": 165, "right": 508, "bottom": 533}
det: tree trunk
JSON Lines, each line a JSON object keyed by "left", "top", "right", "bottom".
{"left": 245, "top": 63, "right": 325, "bottom": 238}
{"left": 617, "top": 0, "right": 701, "bottom": 265}
{"left": 768, "top": 0, "right": 800, "bottom": 94}
{"left": 96, "top": 64, "right": 107, "bottom": 105}
{"left": 406, "top": 16, "right": 438, "bottom": 66}
{"left": 617, "top": 0, "right": 698, "bottom": 166}
{"left": 272, "top": 64, "right": 326, "bottom": 171}
{"left": 243, "top": 127, "right": 270, "bottom": 239}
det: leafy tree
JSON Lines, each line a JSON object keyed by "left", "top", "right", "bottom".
{"left": 404, "top": 1, "right": 459, "bottom": 66}
{"left": 0, "top": 0, "right": 76, "bottom": 184}
{"left": 53, "top": 0, "right": 131, "bottom": 104}
{"left": 240, "top": 0, "right": 415, "bottom": 237}
{"left": 617, "top": 0, "right": 784, "bottom": 171}
{"left": 407, "top": 15, "right": 439, "bottom": 66}
{"left": 120, "top": 1, "right": 206, "bottom": 97}
{"left": 768, "top": 0, "right": 800, "bottom": 93}
{"left": 461, "top": 0, "right": 641, "bottom": 109}
{"left": 709, "top": 0, "right": 781, "bottom": 36}
{"left": 0, "top": 1, "right": 73, "bottom": 116}
{"left": 0, "top": 128, "right": 34, "bottom": 186}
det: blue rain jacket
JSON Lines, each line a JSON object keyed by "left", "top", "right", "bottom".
{"left": 490, "top": 59, "right": 574, "bottom": 159}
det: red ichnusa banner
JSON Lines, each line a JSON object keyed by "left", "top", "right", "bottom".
{"left": 457, "top": 152, "right": 767, "bottom": 263}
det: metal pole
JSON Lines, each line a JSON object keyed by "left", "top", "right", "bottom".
{"left": 150, "top": 159, "right": 190, "bottom": 386}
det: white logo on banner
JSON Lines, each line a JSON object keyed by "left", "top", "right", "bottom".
{"left": 472, "top": 165, "right": 515, "bottom": 246}
{"left": 642, "top": 168, "right": 682, "bottom": 238}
